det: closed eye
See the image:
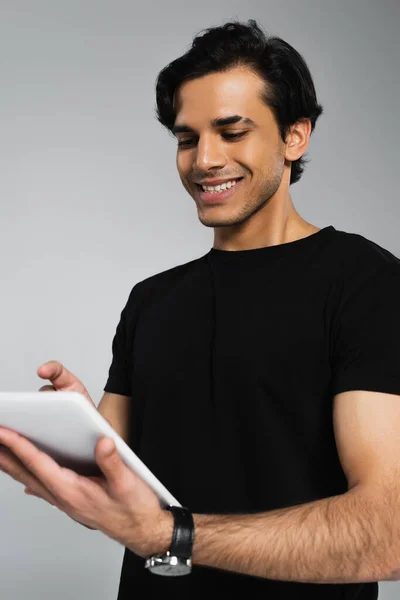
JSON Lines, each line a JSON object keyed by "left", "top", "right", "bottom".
{"left": 177, "top": 131, "right": 248, "bottom": 148}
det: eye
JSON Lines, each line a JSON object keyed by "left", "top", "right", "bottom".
{"left": 177, "top": 131, "right": 247, "bottom": 148}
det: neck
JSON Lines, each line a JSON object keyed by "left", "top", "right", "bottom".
{"left": 212, "top": 193, "right": 319, "bottom": 251}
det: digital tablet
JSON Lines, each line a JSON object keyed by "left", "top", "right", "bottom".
{"left": 0, "top": 391, "right": 181, "bottom": 508}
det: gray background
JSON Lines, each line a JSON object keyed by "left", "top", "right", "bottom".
{"left": 0, "top": 0, "right": 399, "bottom": 597}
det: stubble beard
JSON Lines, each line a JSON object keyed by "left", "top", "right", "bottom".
{"left": 196, "top": 163, "right": 285, "bottom": 229}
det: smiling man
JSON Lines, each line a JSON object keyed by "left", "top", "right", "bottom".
{"left": 172, "top": 68, "right": 317, "bottom": 246}
{"left": 90, "top": 18, "right": 400, "bottom": 598}
{"left": 7, "top": 18, "right": 400, "bottom": 600}
{"left": 101, "top": 19, "right": 400, "bottom": 598}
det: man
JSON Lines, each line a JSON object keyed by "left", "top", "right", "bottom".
{"left": 0, "top": 18, "right": 400, "bottom": 599}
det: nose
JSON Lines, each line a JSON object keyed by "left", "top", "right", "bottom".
{"left": 193, "top": 135, "right": 226, "bottom": 172}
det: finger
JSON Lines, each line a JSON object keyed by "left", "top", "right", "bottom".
{"left": 0, "top": 449, "right": 60, "bottom": 506}
{"left": 24, "top": 487, "right": 94, "bottom": 530}
{"left": 37, "top": 361, "right": 74, "bottom": 388}
{"left": 38, "top": 385, "right": 56, "bottom": 392}
{"left": 25, "top": 485, "right": 95, "bottom": 528}
{"left": 95, "top": 437, "right": 133, "bottom": 495}
{"left": 94, "top": 438, "right": 160, "bottom": 513}
{"left": 85, "top": 474, "right": 108, "bottom": 490}
{"left": 72, "top": 518, "right": 96, "bottom": 530}
{"left": 0, "top": 427, "right": 77, "bottom": 500}
{"left": 24, "top": 487, "right": 57, "bottom": 506}
{"left": 36, "top": 361, "right": 94, "bottom": 405}
{"left": 24, "top": 488, "right": 97, "bottom": 532}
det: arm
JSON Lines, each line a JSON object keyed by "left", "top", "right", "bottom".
{"left": 150, "top": 483, "right": 393, "bottom": 584}
{"left": 190, "top": 484, "right": 392, "bottom": 584}
{"left": 148, "top": 389, "right": 400, "bottom": 584}
{"left": 96, "top": 391, "right": 131, "bottom": 444}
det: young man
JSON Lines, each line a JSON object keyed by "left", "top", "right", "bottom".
{"left": 101, "top": 19, "right": 400, "bottom": 598}
{"left": 2, "top": 19, "right": 400, "bottom": 599}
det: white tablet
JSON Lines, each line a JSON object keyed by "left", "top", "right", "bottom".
{"left": 0, "top": 391, "right": 181, "bottom": 508}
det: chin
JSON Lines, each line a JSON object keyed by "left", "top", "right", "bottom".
{"left": 195, "top": 194, "right": 259, "bottom": 227}
{"left": 197, "top": 210, "right": 250, "bottom": 228}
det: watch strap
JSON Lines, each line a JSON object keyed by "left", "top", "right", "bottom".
{"left": 166, "top": 506, "right": 194, "bottom": 559}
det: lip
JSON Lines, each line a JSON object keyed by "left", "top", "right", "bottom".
{"left": 197, "top": 178, "right": 243, "bottom": 204}
{"left": 197, "top": 177, "right": 242, "bottom": 186}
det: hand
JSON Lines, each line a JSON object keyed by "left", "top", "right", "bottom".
{"left": 0, "top": 360, "right": 113, "bottom": 530}
{"left": 35, "top": 360, "right": 98, "bottom": 528}
{"left": 0, "top": 426, "right": 171, "bottom": 557}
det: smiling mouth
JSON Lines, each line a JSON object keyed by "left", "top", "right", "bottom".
{"left": 195, "top": 177, "right": 245, "bottom": 204}
{"left": 195, "top": 177, "right": 244, "bottom": 192}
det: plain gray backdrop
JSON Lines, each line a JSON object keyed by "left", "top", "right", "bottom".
{"left": 0, "top": 0, "right": 399, "bottom": 598}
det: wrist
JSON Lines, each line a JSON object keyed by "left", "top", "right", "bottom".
{"left": 145, "top": 506, "right": 195, "bottom": 576}
{"left": 143, "top": 508, "right": 174, "bottom": 558}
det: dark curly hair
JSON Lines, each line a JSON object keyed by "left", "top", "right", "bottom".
{"left": 155, "top": 19, "right": 323, "bottom": 185}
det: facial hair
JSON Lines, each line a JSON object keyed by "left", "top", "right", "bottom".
{"left": 196, "top": 158, "right": 285, "bottom": 228}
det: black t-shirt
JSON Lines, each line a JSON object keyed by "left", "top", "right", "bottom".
{"left": 104, "top": 225, "right": 400, "bottom": 598}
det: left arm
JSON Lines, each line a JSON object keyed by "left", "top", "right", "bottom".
{"left": 152, "top": 482, "right": 395, "bottom": 584}
{"left": 148, "top": 390, "right": 400, "bottom": 583}
{"left": 191, "top": 483, "right": 394, "bottom": 583}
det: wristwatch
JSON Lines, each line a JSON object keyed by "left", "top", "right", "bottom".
{"left": 145, "top": 506, "right": 194, "bottom": 576}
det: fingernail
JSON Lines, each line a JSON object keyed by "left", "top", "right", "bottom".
{"left": 101, "top": 439, "right": 115, "bottom": 457}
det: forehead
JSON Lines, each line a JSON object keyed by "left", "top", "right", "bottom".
{"left": 173, "top": 67, "right": 273, "bottom": 127}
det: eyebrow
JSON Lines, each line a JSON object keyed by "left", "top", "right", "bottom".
{"left": 171, "top": 114, "right": 257, "bottom": 135}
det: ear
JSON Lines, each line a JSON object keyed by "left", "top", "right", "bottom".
{"left": 284, "top": 118, "right": 312, "bottom": 162}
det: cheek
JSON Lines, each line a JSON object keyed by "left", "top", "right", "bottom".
{"left": 176, "top": 151, "right": 191, "bottom": 176}
{"left": 243, "top": 141, "right": 282, "bottom": 177}
{"left": 235, "top": 139, "right": 269, "bottom": 172}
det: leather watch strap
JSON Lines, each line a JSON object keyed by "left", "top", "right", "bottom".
{"left": 166, "top": 506, "right": 194, "bottom": 559}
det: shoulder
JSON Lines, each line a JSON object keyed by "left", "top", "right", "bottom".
{"left": 327, "top": 229, "right": 400, "bottom": 320}
{"left": 123, "top": 254, "right": 207, "bottom": 313}
{"left": 331, "top": 227, "right": 400, "bottom": 277}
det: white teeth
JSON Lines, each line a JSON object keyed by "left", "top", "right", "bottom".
{"left": 201, "top": 179, "right": 240, "bottom": 193}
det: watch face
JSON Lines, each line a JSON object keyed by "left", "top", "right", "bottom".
{"left": 153, "top": 562, "right": 191, "bottom": 576}
{"left": 147, "top": 556, "right": 192, "bottom": 577}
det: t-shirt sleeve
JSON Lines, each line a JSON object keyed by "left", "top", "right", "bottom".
{"left": 330, "top": 263, "right": 400, "bottom": 397}
{"left": 103, "top": 284, "right": 141, "bottom": 396}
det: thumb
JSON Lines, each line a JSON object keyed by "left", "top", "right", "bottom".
{"left": 37, "top": 360, "right": 94, "bottom": 406}
{"left": 96, "top": 437, "right": 128, "bottom": 488}
{"left": 37, "top": 360, "right": 71, "bottom": 387}
{"left": 98, "top": 437, "right": 116, "bottom": 458}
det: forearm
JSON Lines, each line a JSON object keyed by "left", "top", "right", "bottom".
{"left": 190, "top": 486, "right": 396, "bottom": 584}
